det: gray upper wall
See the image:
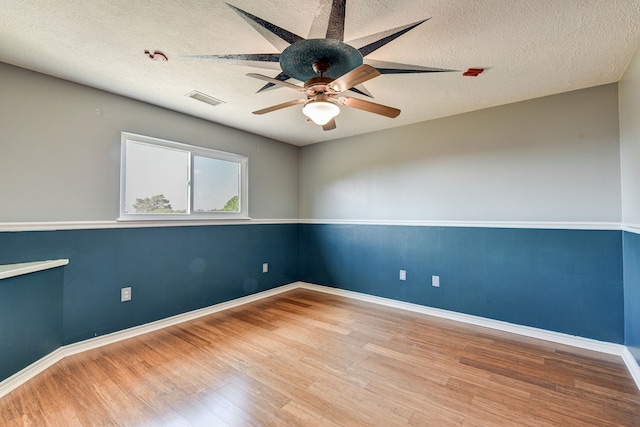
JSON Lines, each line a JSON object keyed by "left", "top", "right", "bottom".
{"left": 0, "top": 62, "right": 299, "bottom": 222}
{"left": 620, "top": 43, "right": 640, "bottom": 226}
{"left": 0, "top": 61, "right": 625, "bottom": 225}
{"left": 300, "top": 83, "right": 622, "bottom": 223}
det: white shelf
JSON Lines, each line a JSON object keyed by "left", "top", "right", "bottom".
{"left": 0, "top": 259, "right": 69, "bottom": 280}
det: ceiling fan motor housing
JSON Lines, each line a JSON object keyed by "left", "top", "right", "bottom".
{"left": 280, "top": 39, "right": 364, "bottom": 81}
{"left": 304, "top": 77, "right": 335, "bottom": 96}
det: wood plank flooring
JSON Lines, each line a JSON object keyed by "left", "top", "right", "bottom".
{"left": 1, "top": 288, "right": 639, "bottom": 426}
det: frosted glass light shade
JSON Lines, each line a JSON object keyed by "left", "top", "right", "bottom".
{"left": 302, "top": 100, "right": 340, "bottom": 125}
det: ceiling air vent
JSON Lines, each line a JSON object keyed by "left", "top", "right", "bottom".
{"left": 186, "top": 91, "right": 225, "bottom": 107}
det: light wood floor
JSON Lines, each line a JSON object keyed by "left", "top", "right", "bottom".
{"left": 1, "top": 289, "right": 639, "bottom": 426}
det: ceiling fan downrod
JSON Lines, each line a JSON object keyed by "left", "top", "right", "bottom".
{"left": 312, "top": 60, "right": 331, "bottom": 77}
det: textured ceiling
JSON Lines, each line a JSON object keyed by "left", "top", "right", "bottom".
{"left": 1, "top": 0, "right": 639, "bottom": 146}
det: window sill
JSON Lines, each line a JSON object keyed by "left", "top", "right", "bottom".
{"left": 117, "top": 216, "right": 252, "bottom": 222}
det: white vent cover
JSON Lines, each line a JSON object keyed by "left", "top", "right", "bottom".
{"left": 186, "top": 90, "right": 225, "bottom": 107}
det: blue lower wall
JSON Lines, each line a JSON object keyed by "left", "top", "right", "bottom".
{"left": 0, "top": 224, "right": 299, "bottom": 347}
{"left": 624, "top": 231, "right": 640, "bottom": 364}
{"left": 0, "top": 267, "right": 63, "bottom": 382}
{"left": 299, "top": 224, "right": 624, "bottom": 343}
{"left": 0, "top": 222, "right": 631, "bottom": 384}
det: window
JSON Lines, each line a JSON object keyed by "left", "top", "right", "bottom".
{"left": 120, "top": 132, "right": 248, "bottom": 220}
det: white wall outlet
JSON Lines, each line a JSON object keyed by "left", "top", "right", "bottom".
{"left": 399, "top": 270, "right": 406, "bottom": 281}
{"left": 121, "top": 287, "right": 132, "bottom": 302}
{"left": 432, "top": 275, "right": 440, "bottom": 287}
{"left": 262, "top": 262, "right": 269, "bottom": 273}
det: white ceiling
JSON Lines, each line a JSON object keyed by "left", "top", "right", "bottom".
{"left": 1, "top": 0, "right": 639, "bottom": 146}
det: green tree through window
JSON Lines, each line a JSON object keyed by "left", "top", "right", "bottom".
{"left": 221, "top": 195, "right": 239, "bottom": 212}
{"left": 133, "top": 194, "right": 173, "bottom": 213}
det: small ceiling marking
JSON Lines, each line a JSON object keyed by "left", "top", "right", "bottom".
{"left": 144, "top": 50, "right": 168, "bottom": 61}
{"left": 463, "top": 68, "right": 484, "bottom": 77}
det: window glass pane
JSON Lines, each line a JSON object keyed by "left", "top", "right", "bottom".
{"left": 193, "top": 156, "right": 240, "bottom": 212}
{"left": 124, "top": 141, "right": 189, "bottom": 214}
{"left": 120, "top": 132, "right": 248, "bottom": 220}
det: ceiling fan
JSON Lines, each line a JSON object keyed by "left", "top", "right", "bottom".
{"left": 181, "top": 1, "right": 461, "bottom": 131}
{"left": 248, "top": 60, "right": 400, "bottom": 131}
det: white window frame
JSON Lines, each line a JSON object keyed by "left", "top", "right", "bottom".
{"left": 119, "top": 132, "right": 248, "bottom": 221}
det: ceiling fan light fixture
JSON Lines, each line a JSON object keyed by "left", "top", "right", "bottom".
{"left": 303, "top": 99, "right": 340, "bottom": 125}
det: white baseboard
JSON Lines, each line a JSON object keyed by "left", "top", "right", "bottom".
{"left": 297, "top": 283, "right": 625, "bottom": 355}
{"left": 0, "top": 283, "right": 299, "bottom": 399}
{"left": 0, "top": 348, "right": 67, "bottom": 400}
{"left": 296, "top": 283, "right": 640, "bottom": 392}
{"left": 622, "top": 347, "right": 640, "bottom": 387}
{"left": 61, "top": 283, "right": 301, "bottom": 359}
{"left": 1, "top": 281, "right": 639, "bottom": 399}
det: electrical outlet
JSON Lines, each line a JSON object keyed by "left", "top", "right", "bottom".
{"left": 432, "top": 275, "right": 440, "bottom": 287}
{"left": 262, "top": 263, "right": 268, "bottom": 273}
{"left": 121, "top": 287, "right": 132, "bottom": 302}
{"left": 399, "top": 270, "right": 406, "bottom": 281}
